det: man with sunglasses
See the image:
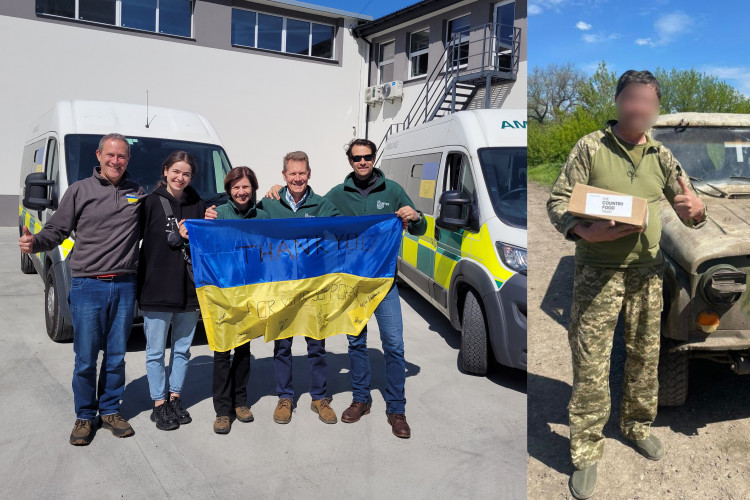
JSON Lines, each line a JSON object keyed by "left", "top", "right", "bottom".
{"left": 325, "top": 138, "right": 426, "bottom": 439}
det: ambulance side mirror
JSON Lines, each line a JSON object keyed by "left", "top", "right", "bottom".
{"left": 436, "top": 190, "right": 471, "bottom": 231}
{"left": 23, "top": 172, "right": 55, "bottom": 211}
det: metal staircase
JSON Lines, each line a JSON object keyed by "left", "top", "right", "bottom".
{"left": 376, "top": 22, "right": 521, "bottom": 154}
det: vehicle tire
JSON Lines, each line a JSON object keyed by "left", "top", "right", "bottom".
{"left": 461, "top": 289, "right": 489, "bottom": 375}
{"left": 21, "top": 251, "right": 36, "bottom": 275}
{"left": 658, "top": 336, "right": 689, "bottom": 407}
{"left": 45, "top": 267, "right": 73, "bottom": 342}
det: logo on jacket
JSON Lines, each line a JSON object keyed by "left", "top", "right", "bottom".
{"left": 376, "top": 200, "right": 390, "bottom": 210}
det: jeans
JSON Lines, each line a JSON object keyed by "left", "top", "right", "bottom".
{"left": 69, "top": 275, "right": 136, "bottom": 421}
{"left": 143, "top": 310, "right": 200, "bottom": 401}
{"left": 347, "top": 284, "right": 406, "bottom": 414}
{"left": 213, "top": 342, "right": 251, "bottom": 417}
{"left": 273, "top": 337, "right": 327, "bottom": 400}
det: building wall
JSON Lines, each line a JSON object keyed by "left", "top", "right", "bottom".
{"left": 0, "top": 0, "right": 368, "bottom": 225}
{"left": 364, "top": 0, "right": 527, "bottom": 149}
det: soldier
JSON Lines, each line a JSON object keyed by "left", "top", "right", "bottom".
{"left": 547, "top": 70, "right": 706, "bottom": 499}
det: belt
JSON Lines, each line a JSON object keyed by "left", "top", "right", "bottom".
{"left": 94, "top": 274, "right": 122, "bottom": 281}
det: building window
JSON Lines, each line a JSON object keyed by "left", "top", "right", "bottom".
{"left": 231, "top": 8, "right": 336, "bottom": 60}
{"left": 36, "top": 0, "right": 193, "bottom": 37}
{"left": 378, "top": 40, "right": 395, "bottom": 84}
{"left": 409, "top": 29, "right": 430, "bottom": 78}
{"left": 447, "top": 15, "right": 471, "bottom": 68}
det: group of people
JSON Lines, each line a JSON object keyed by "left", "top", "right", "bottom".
{"left": 19, "top": 135, "right": 426, "bottom": 446}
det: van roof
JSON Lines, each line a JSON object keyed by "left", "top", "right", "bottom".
{"left": 380, "top": 109, "right": 527, "bottom": 158}
{"left": 653, "top": 112, "right": 750, "bottom": 128}
{"left": 28, "top": 100, "right": 224, "bottom": 145}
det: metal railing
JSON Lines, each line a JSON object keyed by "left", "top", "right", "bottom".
{"left": 375, "top": 23, "right": 521, "bottom": 155}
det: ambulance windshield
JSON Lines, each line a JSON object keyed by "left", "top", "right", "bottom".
{"left": 478, "top": 147, "right": 527, "bottom": 229}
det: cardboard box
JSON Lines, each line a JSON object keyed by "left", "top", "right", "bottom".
{"left": 567, "top": 183, "right": 649, "bottom": 229}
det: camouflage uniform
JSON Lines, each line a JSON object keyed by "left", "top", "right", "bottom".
{"left": 547, "top": 122, "right": 705, "bottom": 471}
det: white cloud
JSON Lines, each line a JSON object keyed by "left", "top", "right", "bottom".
{"left": 576, "top": 21, "right": 592, "bottom": 31}
{"left": 702, "top": 65, "right": 750, "bottom": 95}
{"left": 635, "top": 11, "right": 693, "bottom": 47}
{"left": 528, "top": 4, "right": 542, "bottom": 15}
{"left": 528, "top": 0, "right": 569, "bottom": 15}
{"left": 582, "top": 32, "right": 621, "bottom": 44}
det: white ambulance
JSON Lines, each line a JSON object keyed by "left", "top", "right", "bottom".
{"left": 19, "top": 100, "right": 233, "bottom": 341}
{"left": 378, "top": 109, "right": 527, "bottom": 373}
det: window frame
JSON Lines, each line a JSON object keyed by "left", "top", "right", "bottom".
{"left": 231, "top": 7, "right": 337, "bottom": 61}
{"left": 377, "top": 39, "right": 396, "bottom": 85}
{"left": 408, "top": 27, "right": 430, "bottom": 80}
{"left": 445, "top": 13, "right": 471, "bottom": 70}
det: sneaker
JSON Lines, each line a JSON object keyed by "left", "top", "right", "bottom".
{"left": 151, "top": 403, "right": 179, "bottom": 431}
{"left": 169, "top": 397, "right": 192, "bottom": 425}
{"left": 341, "top": 401, "right": 371, "bottom": 423}
{"left": 69, "top": 418, "right": 96, "bottom": 446}
{"left": 273, "top": 398, "right": 294, "bottom": 424}
{"left": 213, "top": 416, "right": 231, "bottom": 434}
{"left": 235, "top": 406, "right": 254, "bottom": 423}
{"left": 386, "top": 413, "right": 411, "bottom": 439}
{"left": 311, "top": 398, "right": 337, "bottom": 424}
{"left": 569, "top": 464, "right": 597, "bottom": 500}
{"left": 101, "top": 413, "right": 134, "bottom": 438}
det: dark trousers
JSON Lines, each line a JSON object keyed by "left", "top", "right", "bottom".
{"left": 273, "top": 337, "right": 327, "bottom": 400}
{"left": 212, "top": 342, "right": 251, "bottom": 417}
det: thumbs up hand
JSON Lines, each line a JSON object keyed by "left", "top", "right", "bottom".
{"left": 19, "top": 226, "right": 35, "bottom": 254}
{"left": 674, "top": 175, "right": 704, "bottom": 221}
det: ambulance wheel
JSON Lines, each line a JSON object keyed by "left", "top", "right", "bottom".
{"left": 461, "top": 289, "right": 489, "bottom": 375}
{"left": 657, "top": 336, "right": 689, "bottom": 407}
{"left": 45, "top": 267, "right": 73, "bottom": 342}
{"left": 21, "top": 251, "right": 36, "bottom": 274}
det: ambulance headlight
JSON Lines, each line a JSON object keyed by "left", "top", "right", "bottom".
{"left": 497, "top": 243, "right": 527, "bottom": 274}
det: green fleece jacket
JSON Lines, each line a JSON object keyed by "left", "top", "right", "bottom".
{"left": 547, "top": 121, "right": 704, "bottom": 268}
{"left": 259, "top": 186, "right": 340, "bottom": 218}
{"left": 325, "top": 168, "right": 427, "bottom": 236}
{"left": 215, "top": 198, "right": 269, "bottom": 220}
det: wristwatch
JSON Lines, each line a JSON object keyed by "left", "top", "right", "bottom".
{"left": 693, "top": 204, "right": 708, "bottom": 225}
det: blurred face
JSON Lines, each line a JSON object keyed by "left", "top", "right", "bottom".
{"left": 230, "top": 176, "right": 253, "bottom": 207}
{"left": 348, "top": 145, "right": 375, "bottom": 180}
{"left": 282, "top": 160, "right": 310, "bottom": 198}
{"left": 163, "top": 161, "right": 193, "bottom": 196}
{"left": 96, "top": 139, "right": 130, "bottom": 185}
{"left": 615, "top": 83, "right": 660, "bottom": 134}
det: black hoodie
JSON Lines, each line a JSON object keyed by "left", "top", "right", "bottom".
{"left": 137, "top": 185, "right": 205, "bottom": 312}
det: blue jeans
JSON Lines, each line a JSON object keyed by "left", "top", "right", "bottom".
{"left": 273, "top": 337, "right": 327, "bottom": 400}
{"left": 69, "top": 275, "right": 136, "bottom": 421}
{"left": 347, "top": 284, "right": 406, "bottom": 414}
{"left": 143, "top": 310, "right": 200, "bottom": 401}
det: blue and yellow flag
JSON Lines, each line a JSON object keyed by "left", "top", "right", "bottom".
{"left": 184, "top": 215, "right": 402, "bottom": 352}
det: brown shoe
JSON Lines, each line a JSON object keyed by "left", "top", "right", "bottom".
{"left": 70, "top": 418, "right": 96, "bottom": 446}
{"left": 387, "top": 413, "right": 411, "bottom": 439}
{"left": 273, "top": 398, "right": 294, "bottom": 424}
{"left": 235, "top": 406, "right": 254, "bottom": 423}
{"left": 311, "top": 398, "right": 337, "bottom": 424}
{"left": 101, "top": 414, "right": 134, "bottom": 438}
{"left": 341, "top": 401, "right": 371, "bottom": 423}
{"left": 213, "top": 416, "right": 231, "bottom": 434}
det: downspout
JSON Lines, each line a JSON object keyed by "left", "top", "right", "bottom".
{"left": 354, "top": 29, "right": 373, "bottom": 140}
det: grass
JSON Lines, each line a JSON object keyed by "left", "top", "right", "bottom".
{"left": 528, "top": 162, "right": 562, "bottom": 187}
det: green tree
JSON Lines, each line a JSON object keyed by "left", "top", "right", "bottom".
{"left": 578, "top": 61, "right": 618, "bottom": 125}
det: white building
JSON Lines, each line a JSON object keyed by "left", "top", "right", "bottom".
{"left": 0, "top": 0, "right": 525, "bottom": 225}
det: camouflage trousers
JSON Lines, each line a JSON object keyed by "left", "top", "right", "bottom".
{"left": 568, "top": 264, "right": 663, "bottom": 470}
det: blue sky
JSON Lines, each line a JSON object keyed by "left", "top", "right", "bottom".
{"left": 311, "top": 0, "right": 413, "bottom": 19}
{"left": 528, "top": 0, "right": 750, "bottom": 94}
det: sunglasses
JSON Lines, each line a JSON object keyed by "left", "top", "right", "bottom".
{"left": 349, "top": 154, "right": 375, "bottom": 162}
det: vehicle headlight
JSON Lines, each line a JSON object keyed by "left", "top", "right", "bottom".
{"left": 699, "top": 264, "right": 746, "bottom": 307}
{"left": 497, "top": 242, "right": 527, "bottom": 274}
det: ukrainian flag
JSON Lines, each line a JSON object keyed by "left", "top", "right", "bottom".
{"left": 184, "top": 215, "right": 403, "bottom": 352}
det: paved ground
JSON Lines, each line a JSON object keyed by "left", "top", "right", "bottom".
{"left": 527, "top": 181, "right": 750, "bottom": 499}
{"left": 0, "top": 227, "right": 526, "bottom": 499}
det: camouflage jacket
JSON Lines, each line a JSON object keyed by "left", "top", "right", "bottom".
{"left": 547, "top": 121, "right": 705, "bottom": 268}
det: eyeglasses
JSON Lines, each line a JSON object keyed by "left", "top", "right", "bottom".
{"left": 349, "top": 154, "right": 374, "bottom": 162}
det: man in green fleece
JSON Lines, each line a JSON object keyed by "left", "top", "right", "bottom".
{"left": 547, "top": 70, "right": 706, "bottom": 499}
{"left": 259, "top": 151, "right": 341, "bottom": 426}
{"left": 326, "top": 138, "right": 426, "bottom": 439}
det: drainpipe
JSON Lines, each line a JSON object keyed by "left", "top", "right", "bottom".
{"left": 354, "top": 29, "right": 373, "bottom": 140}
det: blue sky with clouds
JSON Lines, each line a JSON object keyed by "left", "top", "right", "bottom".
{"left": 312, "top": 0, "right": 412, "bottom": 19}
{"left": 528, "top": 0, "right": 750, "bottom": 94}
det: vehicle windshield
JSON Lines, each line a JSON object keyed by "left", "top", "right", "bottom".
{"left": 651, "top": 126, "right": 750, "bottom": 185}
{"left": 64, "top": 134, "right": 232, "bottom": 204}
{"left": 478, "top": 147, "right": 527, "bottom": 229}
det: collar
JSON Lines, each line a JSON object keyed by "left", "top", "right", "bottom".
{"left": 284, "top": 186, "right": 309, "bottom": 212}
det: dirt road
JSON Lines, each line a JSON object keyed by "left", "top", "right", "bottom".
{"left": 527, "top": 181, "right": 750, "bottom": 499}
